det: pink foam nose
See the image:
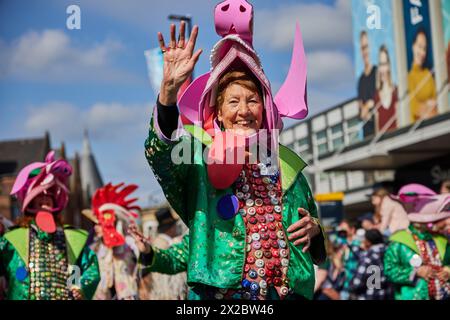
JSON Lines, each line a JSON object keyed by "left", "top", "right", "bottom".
{"left": 214, "top": 0, "right": 253, "bottom": 44}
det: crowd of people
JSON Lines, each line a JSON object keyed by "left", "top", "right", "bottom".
{"left": 314, "top": 182, "right": 450, "bottom": 300}
{"left": 0, "top": 174, "right": 189, "bottom": 300}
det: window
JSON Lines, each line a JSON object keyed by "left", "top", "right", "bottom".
{"left": 331, "top": 172, "right": 346, "bottom": 192}
{"left": 294, "top": 138, "right": 309, "bottom": 154}
{"left": 346, "top": 117, "right": 363, "bottom": 144}
{"left": 316, "top": 130, "right": 327, "bottom": 140}
{"left": 330, "top": 124, "right": 344, "bottom": 151}
{"left": 318, "top": 172, "right": 330, "bottom": 194}
{"left": 315, "top": 129, "right": 328, "bottom": 156}
{"left": 281, "top": 129, "right": 294, "bottom": 145}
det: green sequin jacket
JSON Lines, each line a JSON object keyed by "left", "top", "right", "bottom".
{"left": 384, "top": 225, "right": 450, "bottom": 300}
{"left": 142, "top": 109, "right": 327, "bottom": 300}
{"left": 0, "top": 225, "right": 100, "bottom": 300}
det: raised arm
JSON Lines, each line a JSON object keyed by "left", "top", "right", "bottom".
{"left": 158, "top": 21, "right": 202, "bottom": 107}
{"left": 145, "top": 22, "right": 203, "bottom": 220}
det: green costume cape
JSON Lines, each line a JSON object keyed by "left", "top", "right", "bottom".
{"left": 142, "top": 113, "right": 327, "bottom": 300}
{"left": 384, "top": 225, "right": 450, "bottom": 300}
{"left": 0, "top": 225, "right": 100, "bottom": 300}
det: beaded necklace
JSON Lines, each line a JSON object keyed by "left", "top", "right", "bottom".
{"left": 207, "top": 158, "right": 292, "bottom": 300}
{"left": 412, "top": 233, "right": 450, "bottom": 300}
{"left": 28, "top": 225, "right": 71, "bottom": 300}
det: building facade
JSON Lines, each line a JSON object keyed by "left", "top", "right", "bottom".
{"left": 280, "top": 0, "right": 450, "bottom": 223}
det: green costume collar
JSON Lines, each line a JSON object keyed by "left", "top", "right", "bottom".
{"left": 3, "top": 225, "right": 88, "bottom": 265}
{"left": 183, "top": 125, "right": 307, "bottom": 194}
{"left": 389, "top": 227, "right": 448, "bottom": 260}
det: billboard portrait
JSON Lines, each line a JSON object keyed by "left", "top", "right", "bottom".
{"left": 442, "top": 0, "right": 450, "bottom": 103}
{"left": 403, "top": 0, "right": 438, "bottom": 124}
{"left": 352, "top": 0, "right": 399, "bottom": 138}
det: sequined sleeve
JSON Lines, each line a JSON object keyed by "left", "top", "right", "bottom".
{"left": 144, "top": 106, "right": 194, "bottom": 221}
{"left": 140, "top": 233, "right": 189, "bottom": 275}
{"left": 444, "top": 243, "right": 450, "bottom": 266}
{"left": 298, "top": 173, "right": 327, "bottom": 265}
{"left": 77, "top": 246, "right": 101, "bottom": 300}
{"left": 384, "top": 242, "right": 415, "bottom": 285}
{"left": 0, "top": 237, "right": 7, "bottom": 277}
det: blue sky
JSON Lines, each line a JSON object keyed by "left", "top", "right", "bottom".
{"left": 0, "top": 0, "right": 356, "bottom": 207}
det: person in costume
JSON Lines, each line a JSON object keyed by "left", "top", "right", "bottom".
{"left": 314, "top": 236, "right": 346, "bottom": 300}
{"left": 384, "top": 184, "right": 450, "bottom": 300}
{"left": 0, "top": 151, "right": 100, "bottom": 300}
{"left": 371, "top": 187, "right": 410, "bottom": 237}
{"left": 143, "top": 207, "right": 188, "bottom": 300}
{"left": 129, "top": 0, "right": 326, "bottom": 300}
{"left": 83, "top": 183, "right": 141, "bottom": 300}
{"left": 335, "top": 220, "right": 362, "bottom": 300}
{"left": 0, "top": 216, "right": 13, "bottom": 300}
{"left": 349, "top": 229, "right": 393, "bottom": 300}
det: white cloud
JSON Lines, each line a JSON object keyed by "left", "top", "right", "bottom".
{"left": 307, "top": 50, "right": 354, "bottom": 86}
{"left": 86, "top": 102, "right": 149, "bottom": 139}
{"left": 25, "top": 102, "right": 81, "bottom": 139}
{"left": 24, "top": 100, "right": 151, "bottom": 142}
{"left": 0, "top": 29, "right": 138, "bottom": 83}
{"left": 22, "top": 99, "right": 161, "bottom": 207}
{"left": 255, "top": 0, "right": 352, "bottom": 51}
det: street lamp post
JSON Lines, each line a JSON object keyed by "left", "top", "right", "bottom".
{"left": 168, "top": 14, "right": 192, "bottom": 37}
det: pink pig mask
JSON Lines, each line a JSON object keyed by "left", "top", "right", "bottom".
{"left": 178, "top": 0, "right": 308, "bottom": 135}
{"left": 391, "top": 183, "right": 450, "bottom": 224}
{"left": 10, "top": 150, "right": 72, "bottom": 213}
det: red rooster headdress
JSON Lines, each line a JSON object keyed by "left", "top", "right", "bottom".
{"left": 84, "top": 183, "right": 141, "bottom": 248}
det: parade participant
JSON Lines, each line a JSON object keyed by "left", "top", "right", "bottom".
{"left": 0, "top": 151, "right": 100, "bottom": 300}
{"left": 349, "top": 229, "right": 393, "bottom": 300}
{"left": 0, "top": 216, "right": 13, "bottom": 236}
{"left": 440, "top": 179, "right": 450, "bottom": 194}
{"left": 0, "top": 216, "right": 13, "bottom": 300}
{"left": 335, "top": 220, "right": 362, "bottom": 300}
{"left": 384, "top": 184, "right": 450, "bottom": 300}
{"left": 143, "top": 207, "right": 188, "bottom": 300}
{"left": 372, "top": 188, "right": 410, "bottom": 236}
{"left": 315, "top": 236, "right": 346, "bottom": 300}
{"left": 82, "top": 183, "right": 141, "bottom": 300}
{"left": 131, "top": 0, "right": 326, "bottom": 300}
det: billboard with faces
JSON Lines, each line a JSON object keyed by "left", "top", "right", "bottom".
{"left": 352, "top": 0, "right": 399, "bottom": 139}
{"left": 442, "top": 0, "right": 450, "bottom": 103}
{"left": 402, "top": 0, "right": 439, "bottom": 124}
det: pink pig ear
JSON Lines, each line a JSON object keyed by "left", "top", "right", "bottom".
{"left": 45, "top": 150, "right": 56, "bottom": 163}
{"left": 10, "top": 162, "right": 46, "bottom": 195}
{"left": 274, "top": 23, "right": 308, "bottom": 120}
{"left": 178, "top": 72, "right": 211, "bottom": 124}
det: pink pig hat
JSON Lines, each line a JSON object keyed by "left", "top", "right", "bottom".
{"left": 10, "top": 150, "right": 72, "bottom": 213}
{"left": 178, "top": 0, "right": 309, "bottom": 135}
{"left": 392, "top": 184, "right": 450, "bottom": 224}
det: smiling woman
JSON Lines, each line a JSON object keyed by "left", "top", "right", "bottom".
{"left": 216, "top": 68, "right": 264, "bottom": 136}
{"left": 129, "top": 0, "right": 326, "bottom": 301}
